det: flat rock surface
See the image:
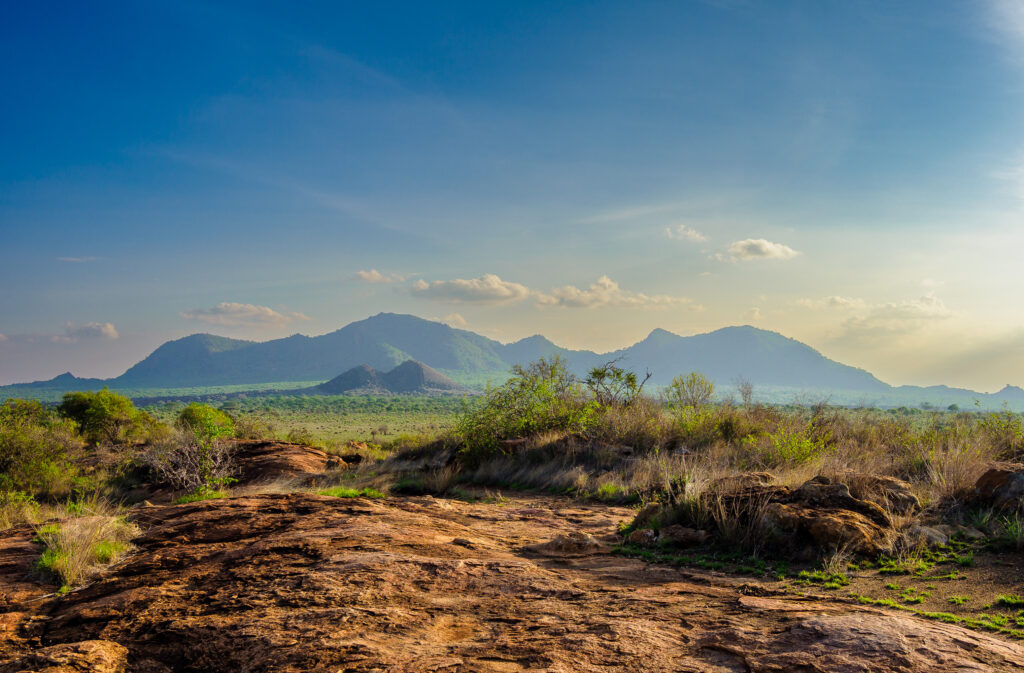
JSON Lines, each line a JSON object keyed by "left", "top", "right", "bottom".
{"left": 2, "top": 493, "right": 1024, "bottom": 672}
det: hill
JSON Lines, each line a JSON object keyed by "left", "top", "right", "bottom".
{"left": 311, "top": 361, "right": 466, "bottom": 395}
{"left": 5, "top": 312, "right": 1024, "bottom": 409}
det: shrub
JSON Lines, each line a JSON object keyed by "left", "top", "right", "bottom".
{"left": 175, "top": 403, "right": 235, "bottom": 444}
{"left": 455, "top": 357, "right": 600, "bottom": 460}
{"left": 0, "top": 399, "right": 80, "bottom": 498}
{"left": 584, "top": 361, "right": 651, "bottom": 407}
{"left": 665, "top": 372, "right": 715, "bottom": 412}
{"left": 58, "top": 389, "right": 157, "bottom": 444}
{"left": 142, "top": 427, "right": 237, "bottom": 493}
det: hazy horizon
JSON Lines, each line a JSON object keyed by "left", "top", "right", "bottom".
{"left": 4, "top": 2, "right": 1024, "bottom": 391}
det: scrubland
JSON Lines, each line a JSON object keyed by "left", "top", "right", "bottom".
{"left": 4, "top": 358, "right": 1024, "bottom": 640}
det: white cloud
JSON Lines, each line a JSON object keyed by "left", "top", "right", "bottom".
{"left": 831, "top": 293, "right": 954, "bottom": 344}
{"left": 410, "top": 274, "right": 531, "bottom": 304}
{"left": 797, "top": 295, "right": 868, "bottom": 310}
{"left": 743, "top": 307, "right": 763, "bottom": 322}
{"left": 355, "top": 269, "right": 406, "bottom": 283}
{"left": 536, "top": 276, "right": 691, "bottom": 309}
{"left": 49, "top": 322, "right": 120, "bottom": 343}
{"left": 665, "top": 225, "right": 708, "bottom": 242}
{"left": 180, "top": 302, "right": 311, "bottom": 328}
{"left": 723, "top": 238, "right": 800, "bottom": 261}
{"left": 440, "top": 313, "right": 468, "bottom": 327}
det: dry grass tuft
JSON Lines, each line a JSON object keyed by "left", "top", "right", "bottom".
{"left": 34, "top": 512, "right": 139, "bottom": 591}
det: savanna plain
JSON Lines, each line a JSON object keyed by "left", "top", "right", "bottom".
{"left": 5, "top": 359, "right": 1024, "bottom": 672}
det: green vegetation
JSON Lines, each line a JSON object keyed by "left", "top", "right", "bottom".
{"left": 58, "top": 388, "right": 160, "bottom": 444}
{"left": 0, "top": 399, "right": 81, "bottom": 498}
{"left": 33, "top": 512, "right": 138, "bottom": 592}
{"left": 318, "top": 486, "right": 386, "bottom": 499}
{"left": 175, "top": 402, "right": 235, "bottom": 443}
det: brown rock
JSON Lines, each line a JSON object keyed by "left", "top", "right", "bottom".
{"left": 626, "top": 528, "right": 657, "bottom": 546}
{"left": 975, "top": 462, "right": 1024, "bottom": 510}
{"left": 839, "top": 473, "right": 921, "bottom": 515}
{"left": 711, "top": 471, "right": 777, "bottom": 493}
{"left": 229, "top": 440, "right": 333, "bottom": 484}
{"left": 657, "top": 525, "right": 709, "bottom": 548}
{"left": 3, "top": 494, "right": 1023, "bottom": 672}
{"left": 764, "top": 501, "right": 891, "bottom": 556}
{"left": 795, "top": 478, "right": 892, "bottom": 528}
{"left": 0, "top": 640, "right": 127, "bottom": 673}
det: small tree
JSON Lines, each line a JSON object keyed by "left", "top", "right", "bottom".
{"left": 585, "top": 361, "right": 651, "bottom": 408}
{"left": 666, "top": 372, "right": 715, "bottom": 412}
{"left": 58, "top": 388, "right": 143, "bottom": 444}
{"left": 735, "top": 378, "right": 754, "bottom": 406}
{"left": 175, "top": 403, "right": 235, "bottom": 444}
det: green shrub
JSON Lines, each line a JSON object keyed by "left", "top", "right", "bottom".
{"left": 665, "top": 372, "right": 715, "bottom": 412}
{"left": 175, "top": 403, "right": 235, "bottom": 444}
{"left": 58, "top": 389, "right": 158, "bottom": 444}
{"left": 0, "top": 399, "right": 80, "bottom": 498}
{"left": 455, "top": 357, "right": 600, "bottom": 460}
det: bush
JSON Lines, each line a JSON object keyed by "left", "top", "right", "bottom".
{"left": 665, "top": 372, "right": 715, "bottom": 412}
{"left": 175, "top": 403, "right": 235, "bottom": 444}
{"left": 142, "top": 428, "right": 237, "bottom": 493}
{"left": 455, "top": 357, "right": 600, "bottom": 460}
{"left": 58, "top": 389, "right": 157, "bottom": 444}
{"left": 0, "top": 399, "right": 81, "bottom": 498}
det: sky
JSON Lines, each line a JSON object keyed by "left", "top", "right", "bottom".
{"left": 2, "top": 0, "right": 1024, "bottom": 390}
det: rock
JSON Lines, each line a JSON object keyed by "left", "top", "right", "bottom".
{"left": 764, "top": 502, "right": 891, "bottom": 556}
{"left": 795, "top": 479, "right": 891, "bottom": 528}
{"left": 528, "top": 530, "right": 606, "bottom": 556}
{"left": 0, "top": 640, "right": 128, "bottom": 673}
{"left": 657, "top": 525, "right": 709, "bottom": 548}
{"left": 934, "top": 523, "right": 988, "bottom": 541}
{"left": 3, "top": 494, "right": 1024, "bottom": 672}
{"left": 626, "top": 528, "right": 657, "bottom": 546}
{"left": 975, "top": 462, "right": 1024, "bottom": 510}
{"left": 838, "top": 473, "right": 921, "bottom": 515}
{"left": 229, "top": 440, "right": 334, "bottom": 484}
{"left": 906, "top": 525, "right": 948, "bottom": 548}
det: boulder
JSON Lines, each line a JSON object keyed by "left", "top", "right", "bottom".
{"left": 528, "top": 531, "right": 606, "bottom": 557}
{"left": 838, "top": 473, "right": 921, "bottom": 515}
{"left": 905, "top": 525, "right": 948, "bottom": 548}
{"left": 657, "top": 525, "right": 709, "bottom": 548}
{"left": 626, "top": 528, "right": 657, "bottom": 546}
{"left": 763, "top": 502, "right": 891, "bottom": 556}
{"left": 974, "top": 463, "right": 1024, "bottom": 510}
{"left": 795, "top": 478, "right": 891, "bottom": 528}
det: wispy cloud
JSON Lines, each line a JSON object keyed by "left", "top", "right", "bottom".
{"left": 665, "top": 225, "right": 708, "bottom": 242}
{"left": 57, "top": 256, "right": 102, "bottom": 263}
{"left": 796, "top": 295, "right": 869, "bottom": 310}
{"left": 180, "top": 302, "right": 310, "bottom": 328}
{"left": 721, "top": 238, "right": 800, "bottom": 261}
{"left": 410, "top": 274, "right": 531, "bottom": 304}
{"left": 46, "top": 322, "right": 120, "bottom": 343}
{"left": 355, "top": 269, "right": 406, "bottom": 283}
{"left": 536, "top": 276, "right": 692, "bottom": 309}
{"left": 824, "top": 293, "right": 954, "bottom": 344}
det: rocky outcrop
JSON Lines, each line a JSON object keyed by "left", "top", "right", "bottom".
{"left": 230, "top": 440, "right": 342, "bottom": 484}
{"left": 974, "top": 462, "right": 1024, "bottom": 511}
{"left": 3, "top": 494, "right": 1024, "bottom": 672}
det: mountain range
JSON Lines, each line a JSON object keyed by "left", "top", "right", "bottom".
{"left": 4, "top": 312, "right": 1023, "bottom": 409}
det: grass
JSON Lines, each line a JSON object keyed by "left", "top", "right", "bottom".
{"left": 33, "top": 515, "right": 139, "bottom": 592}
{"left": 173, "top": 488, "right": 231, "bottom": 504}
{"left": 317, "top": 486, "right": 386, "bottom": 499}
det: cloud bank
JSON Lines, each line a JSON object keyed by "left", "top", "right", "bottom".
{"left": 410, "top": 274, "right": 532, "bottom": 304}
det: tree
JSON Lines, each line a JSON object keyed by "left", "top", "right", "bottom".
{"left": 585, "top": 361, "right": 651, "bottom": 408}
{"left": 175, "top": 403, "right": 235, "bottom": 444}
{"left": 666, "top": 372, "right": 715, "bottom": 411}
{"left": 58, "top": 388, "right": 142, "bottom": 444}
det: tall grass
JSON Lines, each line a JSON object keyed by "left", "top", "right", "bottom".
{"left": 34, "top": 509, "right": 139, "bottom": 591}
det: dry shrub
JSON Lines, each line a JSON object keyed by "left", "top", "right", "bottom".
{"left": 34, "top": 513, "right": 139, "bottom": 590}
{"left": 141, "top": 428, "right": 237, "bottom": 493}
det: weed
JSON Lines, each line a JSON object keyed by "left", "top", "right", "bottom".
{"left": 948, "top": 595, "right": 969, "bottom": 606}
{"left": 318, "top": 487, "right": 386, "bottom": 499}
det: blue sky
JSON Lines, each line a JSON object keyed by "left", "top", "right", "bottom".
{"left": 3, "top": 1, "right": 1024, "bottom": 389}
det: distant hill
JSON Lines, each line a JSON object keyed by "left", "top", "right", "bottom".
{"left": 5, "top": 312, "right": 1024, "bottom": 410}
{"left": 311, "top": 361, "right": 466, "bottom": 395}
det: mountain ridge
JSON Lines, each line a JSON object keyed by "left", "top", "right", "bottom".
{"left": 4, "top": 313, "right": 1022, "bottom": 408}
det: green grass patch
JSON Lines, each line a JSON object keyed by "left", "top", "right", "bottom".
{"left": 318, "top": 486, "right": 386, "bottom": 499}
{"left": 173, "top": 489, "right": 230, "bottom": 504}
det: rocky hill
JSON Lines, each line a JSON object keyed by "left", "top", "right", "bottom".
{"left": 311, "top": 360, "right": 466, "bottom": 395}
